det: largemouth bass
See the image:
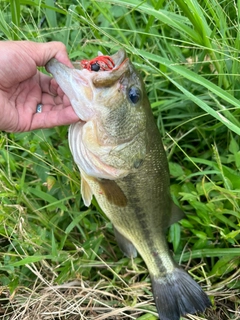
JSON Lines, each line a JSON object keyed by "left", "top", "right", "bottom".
{"left": 46, "top": 49, "right": 210, "bottom": 320}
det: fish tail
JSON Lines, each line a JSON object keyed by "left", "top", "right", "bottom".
{"left": 151, "top": 267, "right": 211, "bottom": 320}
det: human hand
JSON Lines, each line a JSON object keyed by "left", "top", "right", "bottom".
{"left": 0, "top": 41, "right": 80, "bottom": 132}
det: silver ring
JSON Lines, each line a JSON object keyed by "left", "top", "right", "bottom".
{"left": 36, "top": 103, "right": 43, "bottom": 113}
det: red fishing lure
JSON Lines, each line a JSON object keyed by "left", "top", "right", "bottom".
{"left": 80, "top": 55, "right": 115, "bottom": 71}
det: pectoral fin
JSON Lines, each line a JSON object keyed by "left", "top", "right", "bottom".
{"left": 114, "top": 227, "right": 137, "bottom": 258}
{"left": 97, "top": 179, "right": 127, "bottom": 207}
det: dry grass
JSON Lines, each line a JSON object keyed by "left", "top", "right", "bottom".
{"left": 0, "top": 266, "right": 239, "bottom": 320}
{"left": 1, "top": 279, "right": 155, "bottom": 320}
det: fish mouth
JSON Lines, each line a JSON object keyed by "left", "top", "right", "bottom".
{"left": 46, "top": 60, "right": 94, "bottom": 121}
{"left": 109, "top": 49, "right": 127, "bottom": 69}
{"left": 89, "top": 49, "right": 129, "bottom": 88}
{"left": 71, "top": 49, "right": 127, "bottom": 72}
{"left": 46, "top": 49, "right": 129, "bottom": 122}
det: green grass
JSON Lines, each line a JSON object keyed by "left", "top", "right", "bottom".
{"left": 0, "top": 0, "right": 240, "bottom": 319}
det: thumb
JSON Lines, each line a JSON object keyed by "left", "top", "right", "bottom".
{"left": 17, "top": 41, "right": 73, "bottom": 68}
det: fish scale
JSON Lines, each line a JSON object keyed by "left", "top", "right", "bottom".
{"left": 46, "top": 49, "right": 211, "bottom": 320}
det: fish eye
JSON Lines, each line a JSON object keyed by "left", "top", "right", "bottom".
{"left": 128, "top": 87, "right": 141, "bottom": 104}
{"left": 91, "top": 62, "right": 100, "bottom": 71}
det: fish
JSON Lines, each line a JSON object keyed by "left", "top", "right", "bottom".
{"left": 46, "top": 49, "right": 211, "bottom": 320}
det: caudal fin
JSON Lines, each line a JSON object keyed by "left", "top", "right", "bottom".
{"left": 151, "top": 268, "right": 211, "bottom": 320}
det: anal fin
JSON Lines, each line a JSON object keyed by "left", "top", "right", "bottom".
{"left": 114, "top": 227, "right": 137, "bottom": 258}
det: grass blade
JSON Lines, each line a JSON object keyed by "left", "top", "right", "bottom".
{"left": 10, "top": 0, "right": 20, "bottom": 39}
{"left": 45, "top": 0, "right": 58, "bottom": 28}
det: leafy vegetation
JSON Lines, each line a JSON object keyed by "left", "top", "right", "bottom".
{"left": 0, "top": 0, "right": 239, "bottom": 319}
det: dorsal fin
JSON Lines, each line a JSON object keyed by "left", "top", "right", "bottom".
{"left": 166, "top": 202, "right": 185, "bottom": 228}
